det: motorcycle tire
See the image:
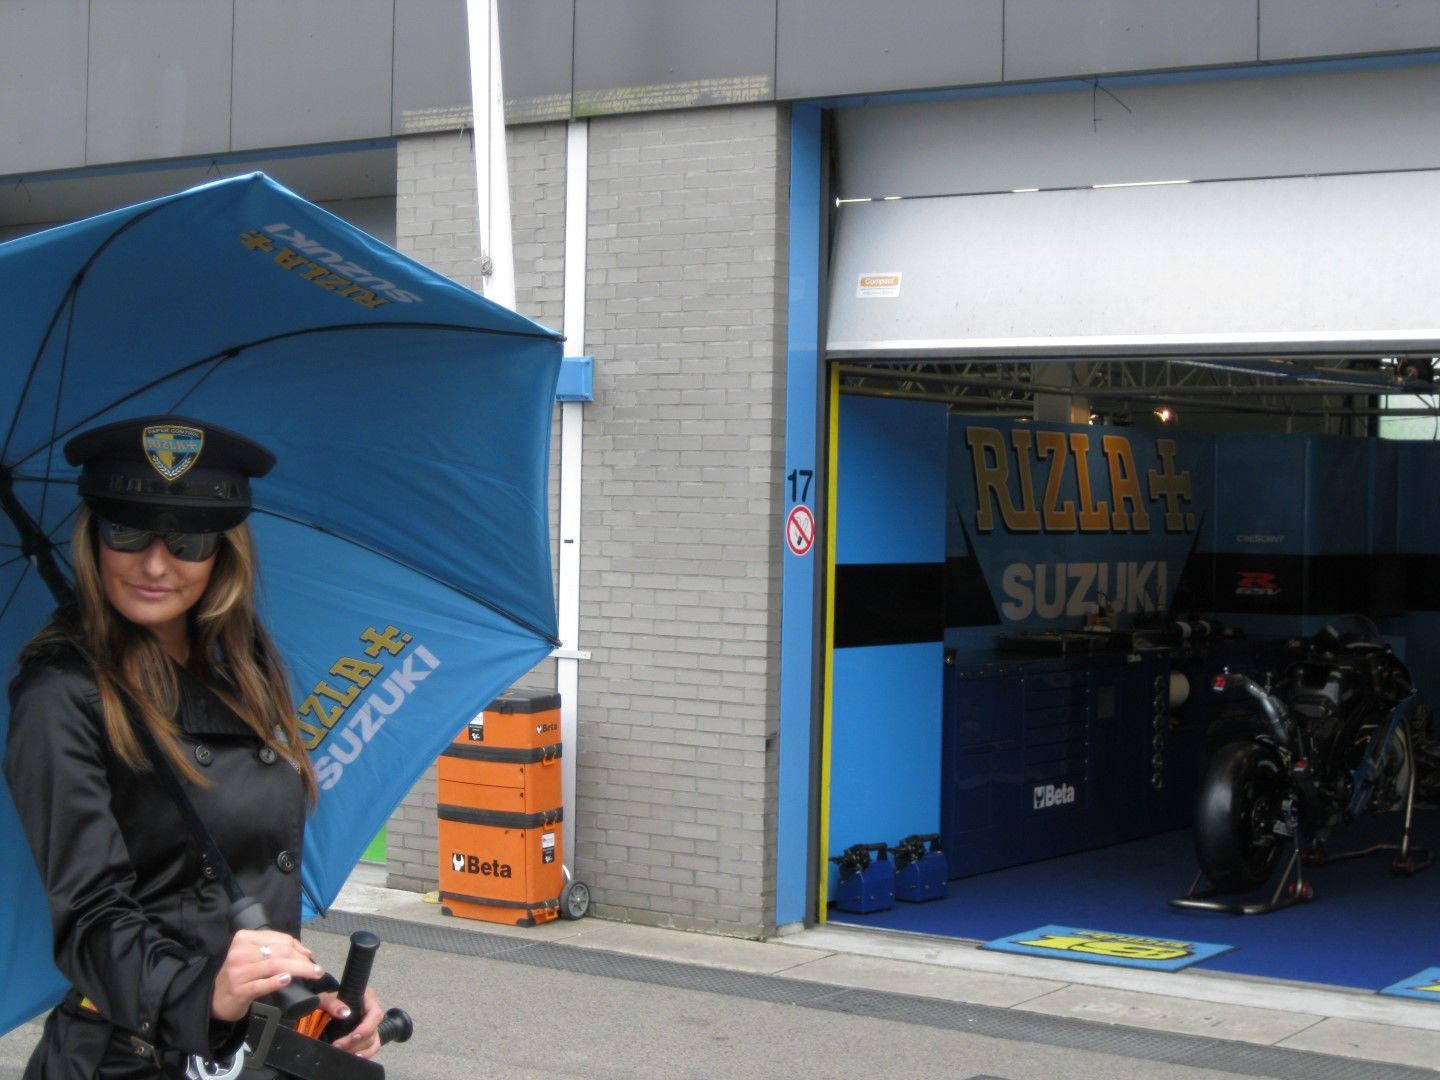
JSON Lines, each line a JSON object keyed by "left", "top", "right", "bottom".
{"left": 1193, "top": 741, "right": 1287, "bottom": 893}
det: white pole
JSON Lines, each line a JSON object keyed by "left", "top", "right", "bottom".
{"left": 466, "top": 0, "right": 515, "bottom": 310}
{"left": 556, "top": 120, "right": 589, "bottom": 875}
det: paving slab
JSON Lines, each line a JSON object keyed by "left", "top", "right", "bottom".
{"left": 548, "top": 919, "right": 807, "bottom": 975}
{"left": 1013, "top": 982, "right": 1325, "bottom": 1046}
{"left": 1278, "top": 1016, "right": 1440, "bottom": 1071}
{"left": 774, "top": 949, "right": 1069, "bottom": 1008}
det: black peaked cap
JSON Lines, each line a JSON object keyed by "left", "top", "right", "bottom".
{"left": 64, "top": 415, "right": 275, "bottom": 534}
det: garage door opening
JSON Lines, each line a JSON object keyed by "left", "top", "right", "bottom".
{"left": 821, "top": 356, "right": 1440, "bottom": 992}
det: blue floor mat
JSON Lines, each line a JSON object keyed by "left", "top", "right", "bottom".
{"left": 829, "top": 811, "right": 1439, "bottom": 991}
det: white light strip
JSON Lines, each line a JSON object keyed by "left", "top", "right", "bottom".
{"left": 1093, "top": 179, "right": 1192, "bottom": 189}
{"left": 829, "top": 329, "right": 1440, "bottom": 356}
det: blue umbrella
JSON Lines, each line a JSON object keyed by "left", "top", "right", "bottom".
{"left": 0, "top": 173, "right": 563, "bottom": 1032}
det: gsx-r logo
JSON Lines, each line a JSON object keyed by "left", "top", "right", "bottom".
{"left": 1235, "top": 571, "right": 1281, "bottom": 596}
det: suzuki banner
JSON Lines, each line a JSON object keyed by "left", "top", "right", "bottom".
{"left": 948, "top": 419, "right": 1213, "bottom": 632}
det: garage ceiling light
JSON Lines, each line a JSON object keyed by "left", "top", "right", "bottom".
{"left": 1092, "top": 179, "right": 1192, "bottom": 189}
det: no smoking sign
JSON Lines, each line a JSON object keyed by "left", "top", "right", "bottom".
{"left": 785, "top": 504, "right": 815, "bottom": 557}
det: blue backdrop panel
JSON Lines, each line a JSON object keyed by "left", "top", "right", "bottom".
{"left": 830, "top": 643, "right": 945, "bottom": 860}
{"left": 1393, "top": 441, "right": 1440, "bottom": 712}
{"left": 1307, "top": 438, "right": 1370, "bottom": 553}
{"left": 830, "top": 397, "right": 947, "bottom": 892}
{"left": 837, "top": 396, "right": 947, "bottom": 565}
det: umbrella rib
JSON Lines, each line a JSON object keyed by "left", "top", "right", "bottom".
{"left": 5, "top": 191, "right": 211, "bottom": 569}
{"left": 11, "top": 322, "right": 558, "bottom": 468}
{"left": 251, "top": 507, "right": 562, "bottom": 649}
{"left": 0, "top": 538, "right": 71, "bottom": 627}
{"left": 1, "top": 285, "right": 78, "bottom": 464}
{"left": 4, "top": 188, "right": 205, "bottom": 463}
{"left": 0, "top": 560, "right": 32, "bottom": 627}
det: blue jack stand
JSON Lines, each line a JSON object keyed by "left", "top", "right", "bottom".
{"left": 893, "top": 834, "right": 948, "bottom": 902}
{"left": 830, "top": 843, "right": 895, "bottom": 914}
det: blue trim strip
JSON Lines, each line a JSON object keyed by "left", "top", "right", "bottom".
{"left": 776, "top": 104, "right": 824, "bottom": 928}
{"left": 556, "top": 355, "right": 593, "bottom": 402}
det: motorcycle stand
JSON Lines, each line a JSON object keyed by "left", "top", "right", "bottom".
{"left": 1305, "top": 759, "right": 1433, "bottom": 877}
{"left": 1171, "top": 765, "right": 1433, "bottom": 914}
{"left": 1169, "top": 845, "right": 1314, "bottom": 915}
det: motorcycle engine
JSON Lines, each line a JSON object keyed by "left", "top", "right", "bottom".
{"left": 1286, "top": 660, "right": 1370, "bottom": 772}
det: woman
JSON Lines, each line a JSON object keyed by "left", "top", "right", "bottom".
{"left": 5, "top": 416, "right": 383, "bottom": 1078}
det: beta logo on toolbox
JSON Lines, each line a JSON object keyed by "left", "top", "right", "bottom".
{"left": 1033, "top": 782, "right": 1077, "bottom": 810}
{"left": 451, "top": 853, "right": 513, "bottom": 878}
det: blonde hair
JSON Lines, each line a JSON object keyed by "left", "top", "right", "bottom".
{"left": 22, "top": 506, "right": 317, "bottom": 802}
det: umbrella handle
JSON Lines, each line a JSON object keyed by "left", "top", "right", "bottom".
{"left": 229, "top": 896, "right": 320, "bottom": 1019}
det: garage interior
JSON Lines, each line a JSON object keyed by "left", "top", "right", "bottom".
{"left": 816, "top": 60, "right": 1440, "bottom": 994}
{"left": 826, "top": 356, "right": 1440, "bottom": 992}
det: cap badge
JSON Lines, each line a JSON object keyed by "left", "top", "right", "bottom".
{"left": 142, "top": 424, "right": 204, "bottom": 481}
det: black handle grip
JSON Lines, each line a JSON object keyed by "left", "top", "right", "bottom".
{"left": 376, "top": 1008, "right": 414, "bottom": 1046}
{"left": 324, "top": 930, "right": 381, "bottom": 1041}
{"left": 228, "top": 896, "right": 319, "bottom": 1020}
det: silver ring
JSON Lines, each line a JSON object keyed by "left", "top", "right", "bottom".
{"left": 258, "top": 945, "right": 272, "bottom": 959}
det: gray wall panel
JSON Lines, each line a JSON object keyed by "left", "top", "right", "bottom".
{"left": 394, "top": 0, "right": 472, "bottom": 134}
{"left": 231, "top": 0, "right": 395, "bottom": 152}
{"left": 827, "top": 170, "right": 1440, "bottom": 356}
{"left": 835, "top": 66, "right": 1440, "bottom": 198}
{"left": 1260, "top": 0, "right": 1440, "bottom": 60}
{"left": 573, "top": 0, "right": 775, "bottom": 115}
{"left": 0, "top": 1, "right": 89, "bottom": 175}
{"left": 87, "top": 0, "right": 233, "bottom": 165}
{"left": 1005, "top": 0, "right": 1258, "bottom": 81}
{"left": 500, "top": 0, "right": 574, "bottom": 123}
{"left": 776, "top": 0, "right": 1001, "bottom": 98}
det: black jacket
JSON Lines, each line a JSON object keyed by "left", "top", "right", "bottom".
{"left": 5, "top": 648, "right": 306, "bottom": 1078}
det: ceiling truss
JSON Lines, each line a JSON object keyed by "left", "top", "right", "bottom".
{"left": 836, "top": 356, "right": 1440, "bottom": 433}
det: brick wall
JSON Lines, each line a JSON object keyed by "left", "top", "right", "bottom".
{"left": 576, "top": 106, "right": 788, "bottom": 935}
{"left": 388, "top": 104, "right": 790, "bottom": 938}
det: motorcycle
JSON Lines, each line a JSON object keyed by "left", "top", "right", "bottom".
{"left": 1173, "top": 618, "right": 1430, "bottom": 914}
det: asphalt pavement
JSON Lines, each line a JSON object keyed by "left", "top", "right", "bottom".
{"left": 5, "top": 868, "right": 1440, "bottom": 1078}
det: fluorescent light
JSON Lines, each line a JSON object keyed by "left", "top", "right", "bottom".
{"left": 1012, "top": 187, "right": 1040, "bottom": 194}
{"left": 1093, "top": 179, "right": 1191, "bottom": 189}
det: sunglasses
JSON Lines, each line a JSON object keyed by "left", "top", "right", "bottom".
{"left": 97, "top": 519, "right": 224, "bottom": 562}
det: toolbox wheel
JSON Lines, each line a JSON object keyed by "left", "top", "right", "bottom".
{"left": 561, "top": 880, "right": 591, "bottom": 920}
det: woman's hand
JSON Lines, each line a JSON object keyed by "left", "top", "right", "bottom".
{"left": 211, "top": 929, "right": 325, "bottom": 1022}
{"left": 317, "top": 987, "right": 384, "bottom": 1058}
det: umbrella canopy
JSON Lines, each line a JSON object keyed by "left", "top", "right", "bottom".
{"left": 0, "top": 173, "right": 563, "bottom": 1032}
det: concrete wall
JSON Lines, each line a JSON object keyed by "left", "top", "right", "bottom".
{"left": 387, "top": 104, "right": 789, "bottom": 936}
{"left": 8, "top": 1, "right": 1439, "bottom": 179}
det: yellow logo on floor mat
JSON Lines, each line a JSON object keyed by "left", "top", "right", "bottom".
{"left": 1015, "top": 930, "right": 1192, "bottom": 962}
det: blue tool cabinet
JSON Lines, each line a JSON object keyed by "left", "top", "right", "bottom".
{"left": 940, "top": 647, "right": 1198, "bottom": 878}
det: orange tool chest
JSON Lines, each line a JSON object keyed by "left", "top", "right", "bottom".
{"left": 437, "top": 689, "right": 564, "bottom": 926}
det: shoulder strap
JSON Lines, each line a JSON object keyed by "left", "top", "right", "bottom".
{"left": 134, "top": 725, "right": 246, "bottom": 904}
